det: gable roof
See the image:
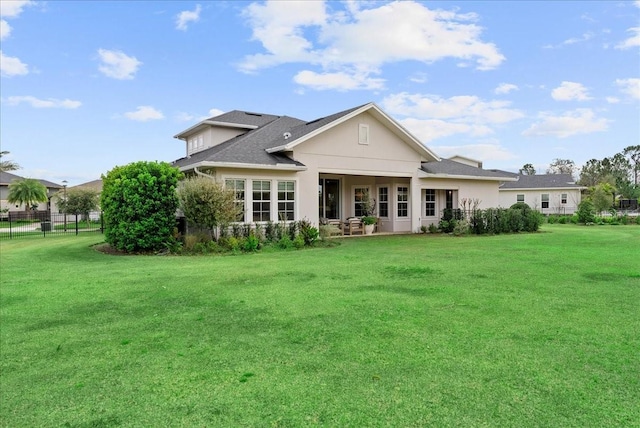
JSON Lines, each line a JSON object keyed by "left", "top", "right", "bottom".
{"left": 265, "top": 102, "right": 440, "bottom": 161}
{"left": 0, "top": 171, "right": 62, "bottom": 189}
{"left": 420, "top": 159, "right": 518, "bottom": 182}
{"left": 500, "top": 174, "right": 583, "bottom": 190}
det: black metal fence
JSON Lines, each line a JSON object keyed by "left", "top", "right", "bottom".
{"left": 0, "top": 211, "right": 103, "bottom": 240}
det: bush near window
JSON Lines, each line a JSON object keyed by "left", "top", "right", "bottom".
{"left": 101, "top": 161, "right": 182, "bottom": 253}
{"left": 177, "top": 176, "right": 240, "bottom": 240}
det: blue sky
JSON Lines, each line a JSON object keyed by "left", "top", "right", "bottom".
{"left": 1, "top": 0, "right": 639, "bottom": 186}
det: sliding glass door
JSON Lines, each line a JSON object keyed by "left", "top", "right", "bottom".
{"left": 318, "top": 178, "right": 340, "bottom": 219}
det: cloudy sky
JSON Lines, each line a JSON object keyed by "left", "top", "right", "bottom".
{"left": 1, "top": 0, "right": 639, "bottom": 185}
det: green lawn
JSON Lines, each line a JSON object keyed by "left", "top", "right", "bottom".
{"left": 1, "top": 225, "right": 639, "bottom": 427}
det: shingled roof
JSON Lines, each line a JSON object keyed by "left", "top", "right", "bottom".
{"left": 172, "top": 116, "right": 307, "bottom": 168}
{"left": 0, "top": 171, "right": 62, "bottom": 189}
{"left": 500, "top": 174, "right": 582, "bottom": 189}
{"left": 421, "top": 159, "right": 517, "bottom": 181}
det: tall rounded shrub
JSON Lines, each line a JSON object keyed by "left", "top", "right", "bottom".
{"left": 101, "top": 161, "right": 182, "bottom": 253}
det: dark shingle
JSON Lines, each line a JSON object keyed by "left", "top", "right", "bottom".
{"left": 500, "top": 174, "right": 581, "bottom": 189}
{"left": 421, "top": 159, "right": 516, "bottom": 179}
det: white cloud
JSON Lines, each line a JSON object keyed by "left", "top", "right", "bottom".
{"left": 0, "top": 50, "right": 28, "bottom": 76}
{"left": 431, "top": 143, "right": 517, "bottom": 161}
{"left": 495, "top": 83, "right": 518, "bottom": 95}
{"left": 522, "top": 109, "right": 609, "bottom": 138}
{"left": 551, "top": 81, "right": 592, "bottom": 101}
{"left": 606, "top": 97, "right": 620, "bottom": 104}
{"left": 615, "top": 78, "right": 640, "bottom": 100}
{"left": 97, "top": 49, "right": 142, "bottom": 80}
{"left": 294, "top": 69, "right": 384, "bottom": 91}
{"left": 124, "top": 106, "right": 164, "bottom": 122}
{"left": 4, "top": 95, "right": 81, "bottom": 109}
{"left": 409, "top": 72, "right": 428, "bottom": 84}
{"left": 176, "top": 4, "right": 201, "bottom": 31}
{"left": 1, "top": 19, "right": 11, "bottom": 40}
{"left": 0, "top": 0, "right": 33, "bottom": 18}
{"left": 208, "top": 108, "right": 224, "bottom": 117}
{"left": 616, "top": 27, "right": 640, "bottom": 50}
{"left": 382, "top": 92, "right": 524, "bottom": 143}
{"left": 239, "top": 1, "right": 505, "bottom": 90}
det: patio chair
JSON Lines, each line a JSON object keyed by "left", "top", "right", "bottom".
{"left": 345, "top": 217, "right": 364, "bottom": 235}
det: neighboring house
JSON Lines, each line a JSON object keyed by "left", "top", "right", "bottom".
{"left": 70, "top": 179, "right": 103, "bottom": 194}
{"left": 0, "top": 171, "right": 63, "bottom": 213}
{"left": 499, "top": 174, "right": 584, "bottom": 214}
{"left": 172, "top": 102, "right": 517, "bottom": 233}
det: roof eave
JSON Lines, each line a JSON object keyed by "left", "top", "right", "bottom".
{"left": 419, "top": 171, "right": 518, "bottom": 182}
{"left": 266, "top": 103, "right": 440, "bottom": 161}
{"left": 173, "top": 120, "right": 258, "bottom": 140}
{"left": 177, "top": 161, "right": 306, "bottom": 172}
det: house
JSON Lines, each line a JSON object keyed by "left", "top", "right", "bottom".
{"left": 0, "top": 171, "right": 63, "bottom": 214}
{"left": 499, "top": 174, "right": 584, "bottom": 214}
{"left": 172, "top": 102, "right": 517, "bottom": 233}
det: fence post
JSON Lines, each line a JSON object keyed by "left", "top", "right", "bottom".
{"left": 9, "top": 212, "right": 12, "bottom": 240}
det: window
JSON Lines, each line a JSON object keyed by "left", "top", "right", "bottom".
{"left": 541, "top": 194, "right": 549, "bottom": 209}
{"left": 358, "top": 124, "right": 369, "bottom": 145}
{"left": 425, "top": 189, "right": 436, "bottom": 216}
{"left": 397, "top": 186, "right": 408, "bottom": 217}
{"left": 277, "top": 181, "right": 295, "bottom": 221}
{"left": 225, "top": 179, "right": 246, "bottom": 222}
{"left": 517, "top": 194, "right": 524, "bottom": 203}
{"left": 188, "top": 134, "right": 203, "bottom": 154}
{"left": 354, "top": 187, "right": 369, "bottom": 217}
{"left": 378, "top": 187, "right": 389, "bottom": 218}
{"left": 446, "top": 190, "right": 454, "bottom": 210}
{"left": 252, "top": 180, "right": 271, "bottom": 222}
{"left": 561, "top": 193, "right": 567, "bottom": 204}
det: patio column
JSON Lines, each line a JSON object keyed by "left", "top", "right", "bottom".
{"left": 411, "top": 174, "right": 421, "bottom": 233}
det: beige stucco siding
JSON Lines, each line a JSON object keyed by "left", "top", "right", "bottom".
{"left": 293, "top": 112, "right": 428, "bottom": 175}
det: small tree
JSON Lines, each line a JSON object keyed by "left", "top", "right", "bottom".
{"left": 177, "top": 176, "right": 241, "bottom": 240}
{"left": 7, "top": 178, "right": 48, "bottom": 215}
{"left": 590, "top": 183, "right": 615, "bottom": 215}
{"left": 101, "top": 161, "right": 182, "bottom": 253}
{"left": 57, "top": 188, "right": 100, "bottom": 220}
{"left": 519, "top": 163, "right": 536, "bottom": 175}
{"left": 0, "top": 151, "right": 20, "bottom": 172}
{"left": 547, "top": 158, "right": 576, "bottom": 176}
{"left": 577, "top": 200, "right": 596, "bottom": 224}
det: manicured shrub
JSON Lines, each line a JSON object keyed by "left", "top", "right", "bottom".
{"left": 101, "top": 161, "right": 181, "bottom": 253}
{"left": 577, "top": 200, "right": 596, "bottom": 224}
{"left": 278, "top": 235, "right": 293, "bottom": 249}
{"left": 428, "top": 224, "right": 438, "bottom": 234}
{"left": 293, "top": 234, "right": 305, "bottom": 249}
{"left": 243, "top": 232, "right": 261, "bottom": 252}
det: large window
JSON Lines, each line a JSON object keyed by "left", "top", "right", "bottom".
{"left": 225, "top": 179, "right": 246, "bottom": 222}
{"left": 425, "top": 189, "right": 436, "bottom": 216}
{"left": 397, "top": 186, "right": 408, "bottom": 217}
{"left": 378, "top": 187, "right": 389, "bottom": 218}
{"left": 517, "top": 194, "right": 525, "bottom": 203}
{"left": 354, "top": 187, "right": 369, "bottom": 217}
{"left": 541, "top": 194, "right": 549, "bottom": 209}
{"left": 277, "top": 181, "right": 295, "bottom": 221}
{"left": 252, "top": 180, "right": 271, "bottom": 222}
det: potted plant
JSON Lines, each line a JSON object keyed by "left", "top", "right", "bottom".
{"left": 362, "top": 215, "right": 377, "bottom": 234}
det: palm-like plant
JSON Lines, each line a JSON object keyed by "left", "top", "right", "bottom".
{"left": 0, "top": 151, "right": 21, "bottom": 172}
{"left": 7, "top": 179, "right": 49, "bottom": 214}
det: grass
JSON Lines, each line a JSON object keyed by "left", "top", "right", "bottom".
{"left": 1, "top": 225, "right": 639, "bottom": 427}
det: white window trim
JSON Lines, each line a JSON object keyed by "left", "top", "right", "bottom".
{"left": 424, "top": 189, "right": 437, "bottom": 217}
{"left": 352, "top": 185, "right": 371, "bottom": 217}
{"left": 377, "top": 185, "right": 389, "bottom": 219}
{"left": 396, "top": 186, "right": 410, "bottom": 219}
